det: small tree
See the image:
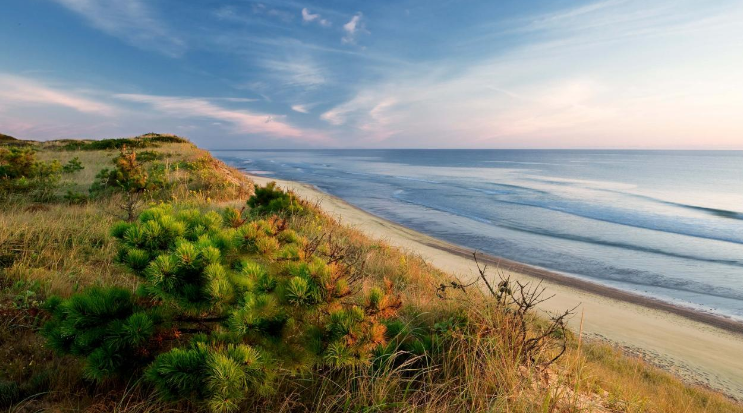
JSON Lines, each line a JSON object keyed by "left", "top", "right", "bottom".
{"left": 61, "top": 156, "right": 84, "bottom": 174}
{"left": 43, "top": 195, "right": 400, "bottom": 411}
{"left": 91, "top": 146, "right": 163, "bottom": 221}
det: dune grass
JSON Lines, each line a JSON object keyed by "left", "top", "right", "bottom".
{"left": 0, "top": 135, "right": 741, "bottom": 412}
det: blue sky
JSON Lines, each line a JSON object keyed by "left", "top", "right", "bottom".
{"left": 1, "top": 0, "right": 742, "bottom": 149}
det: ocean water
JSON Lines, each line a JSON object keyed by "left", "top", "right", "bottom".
{"left": 214, "top": 150, "right": 743, "bottom": 320}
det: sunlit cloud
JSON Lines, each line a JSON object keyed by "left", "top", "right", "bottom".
{"left": 0, "top": 74, "right": 115, "bottom": 115}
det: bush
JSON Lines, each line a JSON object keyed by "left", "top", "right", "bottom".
{"left": 91, "top": 148, "right": 163, "bottom": 194}
{"left": 90, "top": 147, "right": 165, "bottom": 220}
{"left": 1, "top": 149, "right": 88, "bottom": 201}
{"left": 0, "top": 147, "right": 36, "bottom": 180}
{"left": 0, "top": 147, "right": 63, "bottom": 200}
{"left": 63, "top": 190, "right": 89, "bottom": 204}
{"left": 42, "top": 204, "right": 401, "bottom": 411}
{"left": 62, "top": 157, "right": 85, "bottom": 173}
{"left": 247, "top": 182, "right": 303, "bottom": 215}
{"left": 135, "top": 150, "right": 165, "bottom": 162}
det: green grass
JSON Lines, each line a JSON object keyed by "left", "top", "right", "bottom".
{"left": 1, "top": 135, "right": 741, "bottom": 412}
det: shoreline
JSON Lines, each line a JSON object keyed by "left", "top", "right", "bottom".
{"left": 246, "top": 173, "right": 743, "bottom": 399}
{"left": 424, "top": 239, "right": 743, "bottom": 334}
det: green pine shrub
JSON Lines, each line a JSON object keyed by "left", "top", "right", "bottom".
{"left": 61, "top": 157, "right": 85, "bottom": 173}
{"left": 42, "top": 203, "right": 402, "bottom": 411}
{"left": 247, "top": 181, "right": 304, "bottom": 215}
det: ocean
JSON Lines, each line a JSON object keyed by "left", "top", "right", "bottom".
{"left": 214, "top": 149, "right": 743, "bottom": 321}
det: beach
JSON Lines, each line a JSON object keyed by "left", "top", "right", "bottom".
{"left": 218, "top": 149, "right": 743, "bottom": 323}
{"left": 250, "top": 174, "right": 743, "bottom": 400}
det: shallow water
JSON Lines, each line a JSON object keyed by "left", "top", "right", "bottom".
{"left": 214, "top": 149, "right": 743, "bottom": 320}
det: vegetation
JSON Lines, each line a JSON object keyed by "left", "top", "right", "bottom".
{"left": 0, "top": 146, "right": 85, "bottom": 201}
{"left": 90, "top": 147, "right": 165, "bottom": 221}
{"left": 0, "top": 134, "right": 741, "bottom": 412}
{"left": 43, "top": 201, "right": 402, "bottom": 411}
{"left": 59, "top": 133, "right": 190, "bottom": 151}
{"left": 248, "top": 181, "right": 304, "bottom": 215}
{"left": 0, "top": 133, "right": 18, "bottom": 142}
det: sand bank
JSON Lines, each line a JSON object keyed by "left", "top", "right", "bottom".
{"left": 250, "top": 175, "right": 743, "bottom": 399}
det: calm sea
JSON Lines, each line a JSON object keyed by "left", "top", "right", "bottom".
{"left": 214, "top": 150, "right": 743, "bottom": 320}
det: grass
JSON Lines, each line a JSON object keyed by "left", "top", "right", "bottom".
{"left": 1, "top": 134, "right": 741, "bottom": 412}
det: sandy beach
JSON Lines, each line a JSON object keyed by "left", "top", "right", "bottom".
{"left": 250, "top": 174, "right": 743, "bottom": 399}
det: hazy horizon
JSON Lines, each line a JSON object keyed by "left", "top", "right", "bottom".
{"left": 2, "top": 0, "right": 743, "bottom": 149}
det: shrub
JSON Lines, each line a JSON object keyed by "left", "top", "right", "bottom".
{"left": 247, "top": 182, "right": 303, "bottom": 215}
{"left": 42, "top": 204, "right": 401, "bottom": 411}
{"left": 63, "top": 190, "right": 88, "bottom": 204}
{"left": 135, "top": 150, "right": 165, "bottom": 162}
{"left": 92, "top": 147, "right": 162, "bottom": 193}
{"left": 90, "top": 147, "right": 165, "bottom": 220}
{"left": 0, "top": 147, "right": 64, "bottom": 200}
{"left": 62, "top": 157, "right": 85, "bottom": 173}
{"left": 0, "top": 147, "right": 36, "bottom": 180}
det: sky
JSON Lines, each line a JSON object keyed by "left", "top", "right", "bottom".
{"left": 1, "top": 0, "right": 743, "bottom": 149}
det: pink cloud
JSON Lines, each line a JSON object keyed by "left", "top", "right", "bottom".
{"left": 116, "top": 94, "right": 330, "bottom": 143}
{"left": 0, "top": 74, "right": 115, "bottom": 115}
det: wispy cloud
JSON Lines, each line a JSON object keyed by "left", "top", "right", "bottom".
{"left": 51, "top": 0, "right": 186, "bottom": 57}
{"left": 0, "top": 74, "right": 115, "bottom": 115}
{"left": 116, "top": 94, "right": 328, "bottom": 142}
{"left": 252, "top": 3, "right": 295, "bottom": 23}
{"left": 261, "top": 57, "right": 326, "bottom": 88}
{"left": 320, "top": 93, "right": 402, "bottom": 142}
{"left": 291, "top": 104, "right": 310, "bottom": 113}
{"left": 342, "top": 13, "right": 366, "bottom": 44}
{"left": 320, "top": 103, "right": 353, "bottom": 125}
{"left": 302, "top": 8, "right": 330, "bottom": 27}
